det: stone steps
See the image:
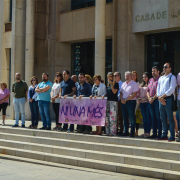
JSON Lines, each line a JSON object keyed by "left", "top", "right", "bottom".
{"left": 0, "top": 126, "right": 180, "bottom": 179}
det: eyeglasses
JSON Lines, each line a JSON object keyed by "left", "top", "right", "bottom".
{"left": 94, "top": 79, "right": 98, "bottom": 81}
{"left": 56, "top": 75, "right": 60, "bottom": 77}
{"left": 32, "top": 79, "right": 36, "bottom": 81}
{"left": 163, "top": 66, "right": 170, "bottom": 69}
{"left": 142, "top": 76, "right": 147, "bottom": 78}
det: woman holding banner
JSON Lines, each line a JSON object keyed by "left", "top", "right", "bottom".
{"left": 90, "top": 75, "right": 106, "bottom": 135}
{"left": 105, "top": 72, "right": 119, "bottom": 136}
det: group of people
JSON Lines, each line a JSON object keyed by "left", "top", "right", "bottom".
{"left": 0, "top": 62, "right": 180, "bottom": 142}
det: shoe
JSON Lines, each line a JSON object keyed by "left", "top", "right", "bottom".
{"left": 92, "top": 131, "right": 98, "bottom": 135}
{"left": 67, "top": 129, "right": 73, "bottom": 133}
{"left": 118, "top": 131, "right": 123, "bottom": 135}
{"left": 95, "top": 132, "right": 102, "bottom": 135}
{"left": 75, "top": 130, "right": 83, "bottom": 133}
{"left": 176, "top": 137, "right": 180, "bottom": 142}
{"left": 83, "top": 130, "right": 90, "bottom": 134}
{"left": 39, "top": 127, "right": 46, "bottom": 130}
{"left": 58, "top": 128, "right": 67, "bottom": 132}
{"left": 12, "top": 124, "right": 19, "bottom": 127}
{"left": 46, "top": 127, "right": 51, "bottom": 130}
{"left": 120, "top": 132, "right": 129, "bottom": 136}
{"left": 156, "top": 136, "right": 168, "bottom": 140}
{"left": 147, "top": 135, "right": 157, "bottom": 139}
{"left": 168, "top": 137, "right": 175, "bottom": 142}
{"left": 2, "top": 122, "right": 5, "bottom": 126}
{"left": 130, "top": 134, "right": 135, "bottom": 137}
{"left": 21, "top": 125, "right": 25, "bottom": 128}
{"left": 53, "top": 127, "right": 57, "bottom": 131}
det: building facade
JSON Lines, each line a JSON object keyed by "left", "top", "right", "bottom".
{"left": 0, "top": 0, "right": 180, "bottom": 119}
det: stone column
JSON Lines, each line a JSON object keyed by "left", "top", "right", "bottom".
{"left": 25, "top": 0, "right": 35, "bottom": 120}
{"left": 95, "top": 0, "right": 106, "bottom": 80}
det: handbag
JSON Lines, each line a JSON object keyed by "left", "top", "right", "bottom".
{"left": 135, "top": 109, "right": 143, "bottom": 124}
{"left": 169, "top": 75, "right": 178, "bottom": 112}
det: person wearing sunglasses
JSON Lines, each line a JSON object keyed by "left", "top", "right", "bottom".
{"left": 137, "top": 72, "right": 151, "bottom": 137}
{"left": 12, "top": 73, "right": 28, "bottom": 128}
{"left": 28, "top": 76, "right": 39, "bottom": 128}
{"left": 157, "top": 63, "right": 176, "bottom": 141}
{"left": 51, "top": 72, "right": 63, "bottom": 131}
{"left": 147, "top": 66, "right": 161, "bottom": 139}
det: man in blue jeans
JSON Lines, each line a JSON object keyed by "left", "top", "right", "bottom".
{"left": 12, "top": 73, "right": 28, "bottom": 127}
{"left": 147, "top": 66, "right": 162, "bottom": 139}
{"left": 157, "top": 63, "right": 176, "bottom": 141}
{"left": 120, "top": 71, "right": 139, "bottom": 137}
{"left": 35, "top": 73, "right": 52, "bottom": 130}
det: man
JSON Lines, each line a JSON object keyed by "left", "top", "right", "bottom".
{"left": 73, "top": 73, "right": 91, "bottom": 134}
{"left": 12, "top": 73, "right": 28, "bottom": 127}
{"left": 59, "top": 70, "right": 76, "bottom": 132}
{"left": 120, "top": 71, "right": 139, "bottom": 137}
{"left": 71, "top": 75, "right": 78, "bottom": 88}
{"left": 147, "top": 66, "right": 162, "bottom": 139}
{"left": 35, "top": 73, "right": 52, "bottom": 130}
{"left": 157, "top": 63, "right": 176, "bottom": 141}
{"left": 114, "top": 72, "right": 123, "bottom": 134}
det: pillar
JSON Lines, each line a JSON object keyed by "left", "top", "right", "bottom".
{"left": 95, "top": 0, "right": 106, "bottom": 80}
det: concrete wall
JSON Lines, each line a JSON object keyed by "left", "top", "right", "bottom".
{"left": 60, "top": 3, "right": 113, "bottom": 43}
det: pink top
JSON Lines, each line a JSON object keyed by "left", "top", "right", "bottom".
{"left": 177, "top": 73, "right": 180, "bottom": 100}
{"left": 120, "top": 80, "right": 139, "bottom": 100}
{"left": 0, "top": 88, "right": 10, "bottom": 104}
{"left": 138, "top": 86, "right": 149, "bottom": 103}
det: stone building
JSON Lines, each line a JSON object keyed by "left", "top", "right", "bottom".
{"left": 0, "top": 0, "right": 180, "bottom": 119}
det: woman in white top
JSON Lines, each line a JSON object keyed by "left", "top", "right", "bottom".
{"left": 90, "top": 75, "right": 106, "bottom": 135}
{"left": 51, "top": 72, "right": 63, "bottom": 131}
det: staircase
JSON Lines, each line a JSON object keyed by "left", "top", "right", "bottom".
{"left": 0, "top": 126, "right": 180, "bottom": 179}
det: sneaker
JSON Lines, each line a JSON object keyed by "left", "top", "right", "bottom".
{"left": 67, "top": 129, "right": 73, "bottom": 133}
{"left": 46, "top": 127, "right": 51, "bottom": 130}
{"left": 12, "top": 124, "right": 19, "bottom": 127}
{"left": 21, "top": 125, "right": 25, "bottom": 128}
{"left": 58, "top": 128, "right": 67, "bottom": 132}
{"left": 75, "top": 130, "right": 83, "bottom": 133}
{"left": 83, "top": 130, "right": 90, "bottom": 134}
{"left": 120, "top": 132, "right": 129, "bottom": 136}
{"left": 130, "top": 134, "right": 135, "bottom": 137}
{"left": 39, "top": 127, "right": 46, "bottom": 130}
{"left": 53, "top": 127, "right": 57, "bottom": 131}
{"left": 176, "top": 137, "right": 180, "bottom": 142}
{"left": 147, "top": 135, "right": 157, "bottom": 139}
{"left": 2, "top": 122, "right": 5, "bottom": 126}
{"left": 156, "top": 136, "right": 168, "bottom": 140}
{"left": 168, "top": 137, "right": 175, "bottom": 142}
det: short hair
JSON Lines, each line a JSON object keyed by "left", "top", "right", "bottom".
{"left": 166, "top": 62, "right": 172, "bottom": 68}
{"left": 54, "top": 72, "right": 63, "bottom": 83}
{"left": 64, "top": 70, "right": 70, "bottom": 75}
{"left": 0, "top": 82, "right": 7, "bottom": 88}
{"left": 42, "top": 72, "right": 49, "bottom": 77}
{"left": 114, "top": 72, "right": 121, "bottom": 78}
{"left": 152, "top": 66, "right": 159, "bottom": 72}
{"left": 107, "top": 72, "right": 114, "bottom": 78}
{"left": 125, "top": 71, "right": 132, "bottom": 76}
{"left": 15, "top": 72, "right": 21, "bottom": 76}
{"left": 30, "top": 76, "right": 38, "bottom": 85}
{"left": 79, "top": 73, "right": 85, "bottom": 77}
{"left": 93, "top": 75, "right": 101, "bottom": 82}
{"left": 132, "top": 71, "right": 139, "bottom": 82}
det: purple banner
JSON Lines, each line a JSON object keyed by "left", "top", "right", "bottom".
{"left": 59, "top": 98, "right": 107, "bottom": 126}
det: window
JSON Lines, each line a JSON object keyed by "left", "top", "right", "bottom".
{"left": 71, "top": 0, "right": 113, "bottom": 10}
{"left": 9, "top": 0, "right": 12, "bottom": 22}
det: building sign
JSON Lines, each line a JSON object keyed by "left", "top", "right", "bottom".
{"left": 133, "top": 0, "right": 169, "bottom": 32}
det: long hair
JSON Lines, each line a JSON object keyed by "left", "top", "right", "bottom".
{"left": 107, "top": 72, "right": 115, "bottom": 87}
{"left": 141, "top": 72, "right": 150, "bottom": 87}
{"left": 132, "top": 71, "right": 139, "bottom": 82}
{"left": 54, "top": 72, "right": 63, "bottom": 83}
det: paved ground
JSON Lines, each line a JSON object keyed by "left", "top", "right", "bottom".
{"left": 0, "top": 159, "right": 159, "bottom": 180}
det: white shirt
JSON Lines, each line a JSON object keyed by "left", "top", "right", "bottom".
{"left": 118, "top": 80, "right": 123, "bottom": 101}
{"left": 91, "top": 83, "right": 106, "bottom": 96}
{"left": 51, "top": 83, "right": 61, "bottom": 103}
{"left": 157, "top": 73, "right": 176, "bottom": 97}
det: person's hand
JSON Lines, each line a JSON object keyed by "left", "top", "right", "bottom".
{"left": 149, "top": 97, "right": 154, "bottom": 104}
{"left": 59, "top": 96, "right": 62, "bottom": 99}
{"left": 89, "top": 95, "right": 93, "bottom": 99}
{"left": 121, "top": 99, "right": 126, "bottom": 104}
{"left": 102, "top": 95, "right": 105, "bottom": 99}
{"left": 94, "top": 95, "right": 97, "bottom": 99}
{"left": 0, "top": 100, "right": 3, "bottom": 103}
{"left": 30, "top": 99, "right": 33, "bottom": 103}
{"left": 79, "top": 95, "right": 84, "bottom": 99}
{"left": 64, "top": 95, "right": 68, "bottom": 99}
{"left": 52, "top": 99, "right": 55, "bottom": 103}
{"left": 73, "top": 95, "right": 76, "bottom": 99}
{"left": 137, "top": 98, "right": 141, "bottom": 104}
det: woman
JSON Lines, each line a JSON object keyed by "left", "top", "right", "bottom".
{"left": 105, "top": 72, "right": 119, "bottom": 136}
{"left": 51, "top": 72, "right": 63, "bottom": 131}
{"left": 28, "top": 77, "right": 39, "bottom": 128}
{"left": 137, "top": 72, "right": 152, "bottom": 137}
{"left": 0, "top": 82, "right": 10, "bottom": 125}
{"left": 85, "top": 74, "right": 94, "bottom": 87}
{"left": 132, "top": 71, "right": 140, "bottom": 136}
{"left": 90, "top": 75, "right": 106, "bottom": 135}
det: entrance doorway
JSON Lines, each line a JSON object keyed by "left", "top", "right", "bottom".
{"left": 146, "top": 31, "right": 180, "bottom": 75}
